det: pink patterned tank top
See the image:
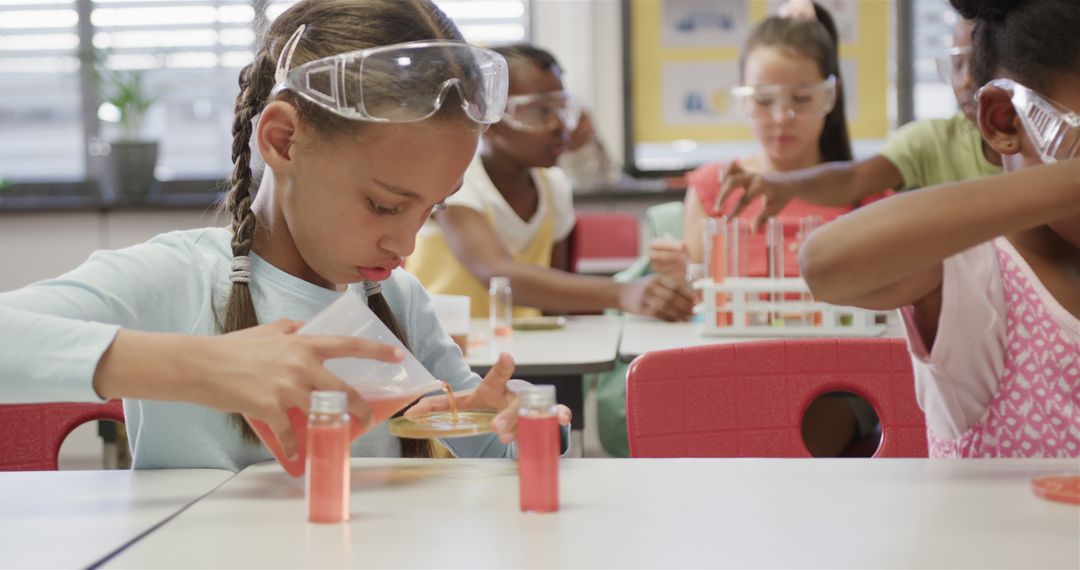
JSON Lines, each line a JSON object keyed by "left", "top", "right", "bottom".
{"left": 928, "top": 240, "right": 1080, "bottom": 457}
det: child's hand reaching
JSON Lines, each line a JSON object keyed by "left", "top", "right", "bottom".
{"left": 618, "top": 274, "right": 695, "bottom": 321}
{"left": 777, "top": 0, "right": 816, "bottom": 20}
{"left": 404, "top": 353, "right": 572, "bottom": 444}
{"left": 94, "top": 319, "right": 406, "bottom": 460}
{"left": 716, "top": 162, "right": 801, "bottom": 232}
{"left": 648, "top": 235, "right": 689, "bottom": 282}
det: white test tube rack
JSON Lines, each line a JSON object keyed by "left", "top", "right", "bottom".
{"left": 694, "top": 277, "right": 889, "bottom": 337}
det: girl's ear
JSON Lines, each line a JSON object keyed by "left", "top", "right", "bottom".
{"left": 257, "top": 101, "right": 301, "bottom": 174}
{"left": 976, "top": 85, "right": 1024, "bottom": 157}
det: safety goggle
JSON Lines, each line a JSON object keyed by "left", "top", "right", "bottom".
{"left": 935, "top": 46, "right": 972, "bottom": 84}
{"left": 501, "top": 91, "right": 582, "bottom": 133}
{"left": 270, "top": 25, "right": 509, "bottom": 124}
{"left": 979, "top": 78, "right": 1080, "bottom": 164}
{"left": 730, "top": 75, "right": 836, "bottom": 121}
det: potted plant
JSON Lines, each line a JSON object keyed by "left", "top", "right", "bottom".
{"left": 99, "top": 68, "right": 159, "bottom": 201}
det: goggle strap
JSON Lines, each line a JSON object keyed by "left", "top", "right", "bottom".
{"left": 275, "top": 24, "right": 307, "bottom": 84}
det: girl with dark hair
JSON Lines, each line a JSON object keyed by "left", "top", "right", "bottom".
{"left": 710, "top": 16, "right": 1002, "bottom": 233}
{"left": 802, "top": 0, "right": 1080, "bottom": 458}
{"left": 0, "top": 0, "right": 570, "bottom": 470}
{"left": 596, "top": 2, "right": 870, "bottom": 459}
{"left": 409, "top": 43, "right": 694, "bottom": 322}
{"left": 678, "top": 1, "right": 860, "bottom": 270}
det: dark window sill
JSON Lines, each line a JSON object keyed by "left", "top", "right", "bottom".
{"left": 0, "top": 179, "right": 225, "bottom": 214}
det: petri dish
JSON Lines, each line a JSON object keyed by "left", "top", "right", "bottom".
{"left": 512, "top": 316, "right": 566, "bottom": 331}
{"left": 1031, "top": 474, "right": 1080, "bottom": 505}
{"left": 388, "top": 411, "right": 496, "bottom": 439}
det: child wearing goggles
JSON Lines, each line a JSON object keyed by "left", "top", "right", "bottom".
{"left": 0, "top": 0, "right": 572, "bottom": 469}
{"left": 711, "top": 16, "right": 1002, "bottom": 233}
{"left": 408, "top": 44, "right": 694, "bottom": 323}
{"left": 592, "top": 2, "right": 871, "bottom": 460}
{"left": 678, "top": 1, "right": 861, "bottom": 275}
{"left": 801, "top": 0, "right": 1080, "bottom": 458}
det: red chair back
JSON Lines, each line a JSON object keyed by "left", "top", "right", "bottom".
{"left": 0, "top": 401, "right": 125, "bottom": 471}
{"left": 626, "top": 338, "right": 927, "bottom": 458}
{"left": 568, "top": 212, "right": 640, "bottom": 272}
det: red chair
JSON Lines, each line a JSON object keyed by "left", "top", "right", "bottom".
{"left": 626, "top": 338, "right": 927, "bottom": 458}
{"left": 567, "top": 212, "right": 640, "bottom": 273}
{"left": 0, "top": 401, "right": 125, "bottom": 471}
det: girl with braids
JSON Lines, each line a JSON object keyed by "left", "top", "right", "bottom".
{"left": 801, "top": 0, "right": 1080, "bottom": 458}
{"left": 0, "top": 0, "right": 569, "bottom": 470}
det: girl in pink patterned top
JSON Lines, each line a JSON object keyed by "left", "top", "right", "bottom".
{"left": 799, "top": 0, "right": 1080, "bottom": 458}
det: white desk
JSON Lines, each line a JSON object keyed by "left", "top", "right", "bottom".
{"left": 466, "top": 315, "right": 621, "bottom": 376}
{"left": 466, "top": 315, "right": 622, "bottom": 455}
{"left": 575, "top": 256, "right": 639, "bottom": 276}
{"left": 619, "top": 312, "right": 906, "bottom": 362}
{"left": 106, "top": 458, "right": 1079, "bottom": 569}
{"left": 0, "top": 468, "right": 233, "bottom": 569}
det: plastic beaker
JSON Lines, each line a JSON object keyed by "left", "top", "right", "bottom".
{"left": 246, "top": 291, "right": 443, "bottom": 477}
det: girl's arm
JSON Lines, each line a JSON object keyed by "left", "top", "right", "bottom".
{"left": 435, "top": 207, "right": 694, "bottom": 321}
{"left": 799, "top": 158, "right": 1080, "bottom": 309}
{"left": 717, "top": 156, "right": 904, "bottom": 231}
{"left": 0, "top": 236, "right": 398, "bottom": 458}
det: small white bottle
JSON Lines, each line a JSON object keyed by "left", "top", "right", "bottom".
{"left": 488, "top": 276, "right": 513, "bottom": 352}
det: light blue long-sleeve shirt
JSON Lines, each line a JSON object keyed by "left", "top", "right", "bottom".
{"left": 0, "top": 227, "right": 511, "bottom": 470}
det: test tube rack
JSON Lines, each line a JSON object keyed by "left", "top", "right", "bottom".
{"left": 694, "top": 277, "right": 890, "bottom": 337}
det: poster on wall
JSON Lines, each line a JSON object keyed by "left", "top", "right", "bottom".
{"left": 661, "top": 61, "right": 742, "bottom": 126}
{"left": 662, "top": 1, "right": 752, "bottom": 48}
{"left": 625, "top": 0, "right": 891, "bottom": 175}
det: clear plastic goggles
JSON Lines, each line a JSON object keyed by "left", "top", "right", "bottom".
{"left": 501, "top": 91, "right": 582, "bottom": 133}
{"left": 935, "top": 46, "right": 972, "bottom": 84}
{"left": 980, "top": 78, "right": 1080, "bottom": 164}
{"left": 270, "top": 25, "right": 509, "bottom": 124}
{"left": 730, "top": 75, "right": 836, "bottom": 121}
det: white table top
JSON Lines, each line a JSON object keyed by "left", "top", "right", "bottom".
{"left": 619, "top": 312, "right": 907, "bottom": 361}
{"left": 107, "top": 458, "right": 1079, "bottom": 569}
{"left": 575, "top": 256, "right": 639, "bottom": 275}
{"left": 0, "top": 468, "right": 233, "bottom": 569}
{"left": 466, "top": 315, "right": 621, "bottom": 376}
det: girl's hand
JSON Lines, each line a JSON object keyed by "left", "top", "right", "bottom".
{"left": 716, "top": 163, "right": 800, "bottom": 232}
{"left": 200, "top": 319, "right": 405, "bottom": 458}
{"left": 618, "top": 274, "right": 695, "bottom": 322}
{"left": 403, "top": 353, "right": 572, "bottom": 444}
{"left": 648, "top": 236, "right": 689, "bottom": 282}
{"left": 777, "top": 0, "right": 816, "bottom": 20}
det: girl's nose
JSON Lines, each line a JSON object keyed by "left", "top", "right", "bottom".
{"left": 770, "top": 104, "right": 796, "bottom": 123}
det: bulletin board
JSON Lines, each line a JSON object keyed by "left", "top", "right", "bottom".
{"left": 623, "top": 0, "right": 892, "bottom": 176}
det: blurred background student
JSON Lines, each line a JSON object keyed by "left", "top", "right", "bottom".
{"left": 596, "top": 2, "right": 877, "bottom": 458}
{"left": 408, "top": 44, "right": 693, "bottom": 323}
{"left": 699, "top": 16, "right": 1000, "bottom": 235}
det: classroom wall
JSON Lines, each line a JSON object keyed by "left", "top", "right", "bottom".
{"left": 533, "top": 0, "right": 626, "bottom": 166}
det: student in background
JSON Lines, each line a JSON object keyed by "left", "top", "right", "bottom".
{"left": 801, "top": 0, "right": 1079, "bottom": 457}
{"left": 408, "top": 44, "right": 693, "bottom": 322}
{"left": 677, "top": 0, "right": 858, "bottom": 270}
{"left": 709, "top": 15, "right": 1001, "bottom": 234}
{"left": 597, "top": 3, "right": 870, "bottom": 458}
{"left": 0, "top": 0, "right": 571, "bottom": 470}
